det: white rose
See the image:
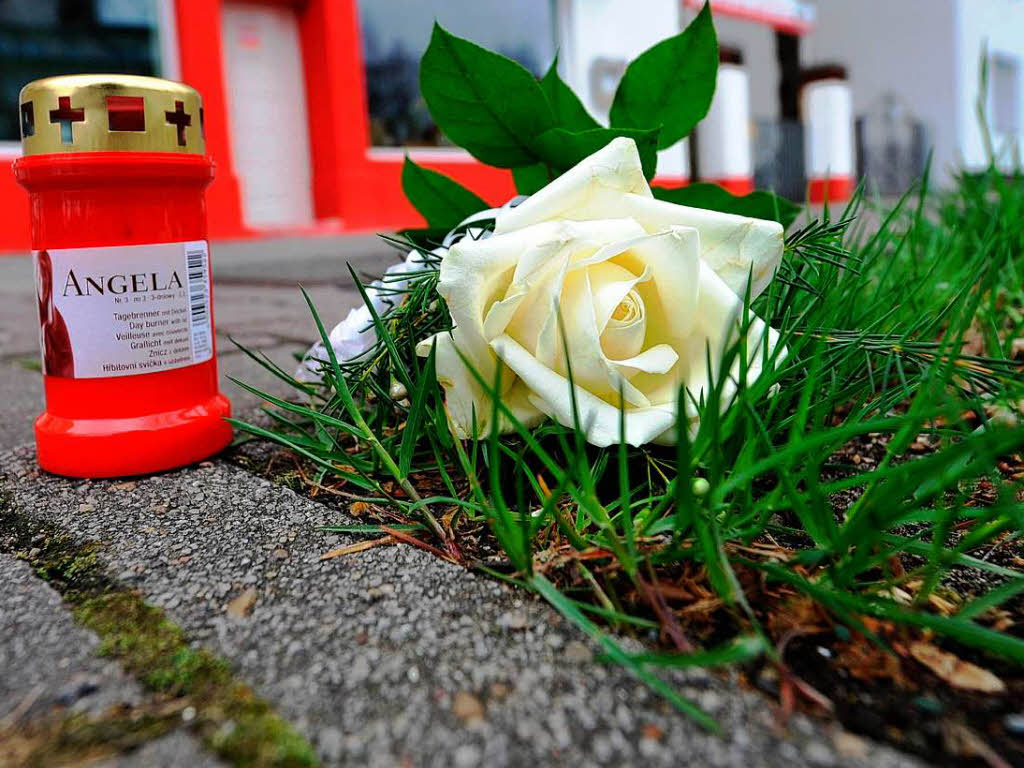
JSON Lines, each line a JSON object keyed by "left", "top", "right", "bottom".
{"left": 417, "top": 137, "right": 786, "bottom": 447}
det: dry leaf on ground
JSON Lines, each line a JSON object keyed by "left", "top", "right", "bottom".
{"left": 452, "top": 691, "right": 485, "bottom": 723}
{"left": 909, "top": 642, "right": 1006, "bottom": 693}
{"left": 226, "top": 587, "right": 258, "bottom": 619}
{"left": 320, "top": 535, "right": 396, "bottom": 561}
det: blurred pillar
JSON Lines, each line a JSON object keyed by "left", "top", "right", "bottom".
{"left": 696, "top": 47, "right": 753, "bottom": 194}
{"left": 776, "top": 31, "right": 801, "bottom": 121}
{"left": 801, "top": 65, "right": 854, "bottom": 204}
{"left": 175, "top": 0, "right": 246, "bottom": 238}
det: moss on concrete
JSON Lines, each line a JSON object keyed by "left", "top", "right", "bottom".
{"left": 0, "top": 499, "right": 319, "bottom": 767}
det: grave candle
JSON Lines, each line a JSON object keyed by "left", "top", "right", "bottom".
{"left": 14, "top": 74, "right": 232, "bottom": 478}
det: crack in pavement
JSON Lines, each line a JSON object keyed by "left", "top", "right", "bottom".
{"left": 0, "top": 551, "right": 224, "bottom": 768}
{"left": 0, "top": 492, "right": 314, "bottom": 767}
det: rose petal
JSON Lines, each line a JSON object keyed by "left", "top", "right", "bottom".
{"left": 609, "top": 227, "right": 701, "bottom": 352}
{"left": 444, "top": 220, "right": 649, "bottom": 364}
{"left": 494, "top": 137, "right": 652, "bottom": 234}
{"left": 491, "top": 334, "right": 677, "bottom": 447}
{"left": 495, "top": 137, "right": 783, "bottom": 300}
{"left": 555, "top": 226, "right": 702, "bottom": 411}
{"left": 416, "top": 331, "right": 490, "bottom": 438}
{"left": 586, "top": 262, "right": 651, "bottom": 361}
{"left": 600, "top": 303, "right": 645, "bottom": 361}
{"left": 559, "top": 268, "right": 651, "bottom": 407}
{"left": 483, "top": 248, "right": 569, "bottom": 344}
{"left": 437, "top": 225, "right": 559, "bottom": 388}
{"left": 618, "top": 194, "right": 784, "bottom": 299}
{"left": 484, "top": 219, "right": 648, "bottom": 367}
{"left": 588, "top": 262, "right": 649, "bottom": 329}
{"left": 557, "top": 193, "right": 783, "bottom": 301}
{"left": 419, "top": 138, "right": 787, "bottom": 449}
{"left": 416, "top": 331, "right": 543, "bottom": 438}
{"left": 610, "top": 344, "right": 679, "bottom": 376}
{"left": 675, "top": 260, "right": 786, "bottom": 421}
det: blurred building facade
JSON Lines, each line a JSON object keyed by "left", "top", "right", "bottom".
{"left": 722, "top": 0, "right": 1024, "bottom": 194}
{"left": 0, "top": 0, "right": 1020, "bottom": 251}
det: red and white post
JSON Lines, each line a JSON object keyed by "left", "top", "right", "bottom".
{"left": 801, "top": 65, "right": 855, "bottom": 204}
{"left": 697, "top": 48, "right": 753, "bottom": 194}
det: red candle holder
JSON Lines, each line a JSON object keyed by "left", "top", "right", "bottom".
{"left": 14, "top": 74, "right": 232, "bottom": 478}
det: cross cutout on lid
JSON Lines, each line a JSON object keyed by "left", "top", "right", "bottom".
{"left": 165, "top": 100, "right": 192, "bottom": 146}
{"left": 49, "top": 96, "right": 85, "bottom": 144}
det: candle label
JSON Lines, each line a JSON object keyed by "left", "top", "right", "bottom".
{"left": 33, "top": 240, "right": 214, "bottom": 379}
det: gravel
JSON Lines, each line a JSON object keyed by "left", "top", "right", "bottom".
{"left": 1, "top": 445, "right": 923, "bottom": 767}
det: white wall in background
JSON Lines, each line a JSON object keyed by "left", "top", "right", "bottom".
{"left": 713, "top": 0, "right": 960, "bottom": 184}
{"left": 954, "top": 0, "right": 1024, "bottom": 171}
{"left": 222, "top": 2, "right": 314, "bottom": 228}
{"left": 554, "top": 0, "right": 1024, "bottom": 185}
{"left": 556, "top": 0, "right": 689, "bottom": 177}
{"left": 805, "top": 0, "right": 1024, "bottom": 179}
{"left": 710, "top": 16, "right": 779, "bottom": 122}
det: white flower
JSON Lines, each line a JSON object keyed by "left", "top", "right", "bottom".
{"left": 297, "top": 208, "right": 505, "bottom": 382}
{"left": 416, "top": 137, "right": 786, "bottom": 447}
{"left": 296, "top": 252, "right": 431, "bottom": 383}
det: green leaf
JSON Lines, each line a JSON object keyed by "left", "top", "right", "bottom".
{"left": 511, "top": 163, "right": 550, "bottom": 195}
{"left": 540, "top": 54, "right": 600, "bottom": 131}
{"left": 420, "top": 23, "right": 555, "bottom": 167}
{"left": 609, "top": 2, "right": 717, "bottom": 148}
{"left": 401, "top": 157, "right": 488, "bottom": 229}
{"left": 532, "top": 127, "right": 660, "bottom": 180}
{"left": 653, "top": 183, "right": 802, "bottom": 228}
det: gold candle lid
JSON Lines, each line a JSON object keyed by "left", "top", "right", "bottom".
{"left": 19, "top": 74, "right": 205, "bottom": 156}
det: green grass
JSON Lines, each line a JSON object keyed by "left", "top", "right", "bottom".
{"left": 233, "top": 163, "right": 1024, "bottom": 729}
